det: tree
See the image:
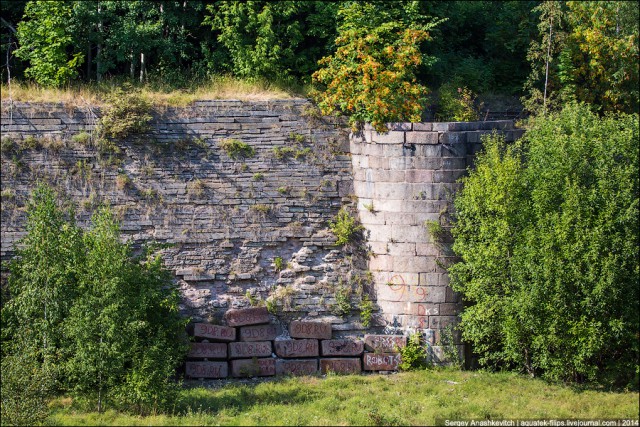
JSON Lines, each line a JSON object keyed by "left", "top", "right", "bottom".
{"left": 1, "top": 184, "right": 189, "bottom": 416}
{"left": 311, "top": 1, "right": 441, "bottom": 132}
{"left": 14, "top": 1, "right": 84, "bottom": 87}
{"left": 450, "top": 103, "right": 639, "bottom": 386}
{"left": 558, "top": 1, "right": 639, "bottom": 114}
{"left": 203, "top": 1, "right": 338, "bottom": 81}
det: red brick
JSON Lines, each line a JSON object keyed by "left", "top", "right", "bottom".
{"left": 224, "top": 307, "right": 270, "bottom": 327}
{"left": 320, "top": 339, "right": 364, "bottom": 356}
{"left": 320, "top": 358, "right": 362, "bottom": 374}
{"left": 239, "top": 324, "right": 278, "bottom": 342}
{"left": 274, "top": 339, "right": 319, "bottom": 358}
{"left": 228, "top": 341, "right": 272, "bottom": 359}
{"left": 289, "top": 321, "right": 332, "bottom": 339}
{"left": 193, "top": 323, "right": 236, "bottom": 342}
{"left": 185, "top": 361, "right": 228, "bottom": 378}
{"left": 363, "top": 334, "right": 407, "bottom": 352}
{"left": 363, "top": 353, "right": 402, "bottom": 371}
{"left": 275, "top": 359, "right": 318, "bottom": 376}
{"left": 230, "top": 358, "right": 276, "bottom": 377}
{"left": 187, "top": 342, "right": 227, "bottom": 359}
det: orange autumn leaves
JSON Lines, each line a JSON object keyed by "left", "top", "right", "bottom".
{"left": 312, "top": 23, "right": 431, "bottom": 133}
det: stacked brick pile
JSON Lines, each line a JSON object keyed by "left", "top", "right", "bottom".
{"left": 185, "top": 307, "right": 408, "bottom": 378}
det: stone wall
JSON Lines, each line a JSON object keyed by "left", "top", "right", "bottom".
{"left": 0, "top": 99, "right": 374, "bottom": 335}
{"left": 350, "top": 121, "right": 524, "bottom": 357}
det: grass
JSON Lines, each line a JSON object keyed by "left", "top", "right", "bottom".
{"left": 1, "top": 75, "right": 307, "bottom": 108}
{"left": 47, "top": 369, "right": 638, "bottom": 426}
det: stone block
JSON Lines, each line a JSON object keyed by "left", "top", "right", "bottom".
{"left": 429, "top": 315, "right": 459, "bottom": 329}
{"left": 274, "top": 339, "right": 319, "bottom": 358}
{"left": 230, "top": 358, "right": 276, "bottom": 377}
{"left": 363, "top": 353, "right": 402, "bottom": 371}
{"left": 228, "top": 341, "right": 272, "bottom": 359}
{"left": 187, "top": 342, "right": 228, "bottom": 359}
{"left": 439, "top": 302, "right": 463, "bottom": 316}
{"left": 321, "top": 339, "right": 364, "bottom": 356}
{"left": 386, "top": 122, "right": 412, "bottom": 131}
{"left": 371, "top": 131, "right": 405, "bottom": 144}
{"left": 289, "top": 321, "right": 332, "bottom": 339}
{"left": 224, "top": 307, "right": 270, "bottom": 327}
{"left": 364, "top": 335, "right": 407, "bottom": 352}
{"left": 412, "top": 123, "right": 432, "bottom": 131}
{"left": 275, "top": 359, "right": 318, "bottom": 376}
{"left": 320, "top": 358, "right": 362, "bottom": 374}
{"left": 410, "top": 302, "right": 440, "bottom": 316}
{"left": 405, "top": 169, "right": 433, "bottom": 183}
{"left": 239, "top": 324, "right": 278, "bottom": 342}
{"left": 193, "top": 323, "right": 236, "bottom": 342}
{"left": 405, "top": 131, "right": 439, "bottom": 145}
{"left": 185, "top": 361, "right": 228, "bottom": 378}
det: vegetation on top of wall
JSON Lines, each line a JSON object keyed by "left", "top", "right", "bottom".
{"left": 449, "top": 103, "right": 639, "bottom": 388}
{"left": 97, "top": 85, "right": 152, "bottom": 140}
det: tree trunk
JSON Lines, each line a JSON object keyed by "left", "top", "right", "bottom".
{"left": 140, "top": 52, "right": 145, "bottom": 83}
{"left": 96, "top": 3, "right": 102, "bottom": 82}
{"left": 130, "top": 51, "right": 135, "bottom": 81}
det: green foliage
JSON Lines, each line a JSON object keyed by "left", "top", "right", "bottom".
{"left": 271, "top": 146, "right": 295, "bottom": 160}
{"left": 273, "top": 256, "right": 284, "bottom": 273}
{"left": 14, "top": 1, "right": 84, "bottom": 87}
{"left": 1, "top": 184, "right": 189, "bottom": 416}
{"left": 312, "top": 2, "right": 441, "bottom": 132}
{"left": 450, "top": 104, "right": 639, "bottom": 386}
{"left": 398, "top": 333, "right": 428, "bottom": 371}
{"left": 71, "top": 132, "right": 92, "bottom": 145}
{"left": 359, "top": 294, "right": 373, "bottom": 328}
{"left": 328, "top": 207, "right": 363, "bottom": 246}
{"left": 98, "top": 85, "right": 152, "bottom": 140}
{"left": 332, "top": 285, "right": 352, "bottom": 317}
{"left": 439, "top": 325, "right": 462, "bottom": 369}
{"left": 219, "top": 139, "right": 255, "bottom": 160}
{"left": 203, "top": 1, "right": 338, "bottom": 80}
{"left": 435, "top": 83, "right": 480, "bottom": 121}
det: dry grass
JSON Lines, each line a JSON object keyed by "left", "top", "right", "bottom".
{"left": 1, "top": 76, "right": 306, "bottom": 108}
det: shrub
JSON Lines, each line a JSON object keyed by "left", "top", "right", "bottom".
{"left": 71, "top": 131, "right": 92, "bottom": 145}
{"left": 329, "top": 207, "right": 363, "bottom": 246}
{"left": 449, "top": 103, "right": 639, "bottom": 386}
{"left": 1, "top": 185, "right": 189, "bottom": 415}
{"left": 398, "top": 333, "right": 428, "bottom": 371}
{"left": 219, "top": 139, "right": 255, "bottom": 160}
{"left": 435, "top": 83, "right": 480, "bottom": 122}
{"left": 359, "top": 294, "right": 374, "bottom": 328}
{"left": 98, "top": 85, "right": 152, "bottom": 140}
{"left": 332, "top": 285, "right": 352, "bottom": 317}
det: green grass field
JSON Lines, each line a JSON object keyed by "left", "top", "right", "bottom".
{"left": 48, "top": 369, "right": 639, "bottom": 426}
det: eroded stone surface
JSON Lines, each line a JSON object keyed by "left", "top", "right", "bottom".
{"left": 194, "top": 323, "right": 236, "bottom": 342}
{"left": 275, "top": 359, "right": 318, "bottom": 376}
{"left": 224, "top": 307, "right": 270, "bottom": 327}
{"left": 320, "top": 358, "right": 362, "bottom": 374}
{"left": 228, "top": 341, "right": 272, "bottom": 359}
{"left": 187, "top": 342, "right": 228, "bottom": 359}
{"left": 289, "top": 321, "right": 332, "bottom": 339}
{"left": 363, "top": 335, "right": 407, "bottom": 352}
{"left": 320, "top": 339, "right": 364, "bottom": 356}
{"left": 362, "top": 353, "right": 401, "bottom": 371}
{"left": 185, "top": 361, "right": 229, "bottom": 378}
{"left": 274, "top": 339, "right": 319, "bottom": 358}
{"left": 230, "top": 358, "right": 276, "bottom": 377}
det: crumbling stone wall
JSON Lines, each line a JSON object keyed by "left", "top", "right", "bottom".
{"left": 0, "top": 99, "right": 372, "bottom": 334}
{"left": 350, "top": 121, "right": 524, "bottom": 359}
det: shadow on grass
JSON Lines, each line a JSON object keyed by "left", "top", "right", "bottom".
{"left": 175, "top": 376, "right": 322, "bottom": 416}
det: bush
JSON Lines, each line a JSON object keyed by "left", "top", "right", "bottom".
{"left": 449, "top": 103, "right": 639, "bottom": 386}
{"left": 219, "top": 139, "right": 255, "bottom": 160}
{"left": 329, "top": 207, "right": 363, "bottom": 246}
{"left": 398, "top": 333, "right": 428, "bottom": 371}
{"left": 1, "top": 184, "right": 189, "bottom": 415}
{"left": 98, "top": 85, "right": 152, "bottom": 140}
{"left": 435, "top": 83, "right": 480, "bottom": 122}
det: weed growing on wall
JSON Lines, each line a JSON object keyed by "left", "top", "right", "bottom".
{"left": 98, "top": 85, "right": 152, "bottom": 140}
{"left": 359, "top": 294, "right": 374, "bottom": 328}
{"left": 329, "top": 208, "right": 363, "bottom": 246}
{"left": 332, "top": 283, "right": 352, "bottom": 317}
{"left": 219, "top": 139, "right": 255, "bottom": 160}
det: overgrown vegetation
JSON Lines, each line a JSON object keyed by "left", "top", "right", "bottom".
{"left": 0, "top": 185, "right": 189, "bottom": 424}
{"left": 449, "top": 104, "right": 639, "bottom": 387}
{"left": 219, "top": 139, "right": 255, "bottom": 160}
{"left": 328, "top": 207, "right": 363, "bottom": 246}
{"left": 97, "top": 85, "right": 152, "bottom": 140}
{"left": 397, "top": 333, "right": 428, "bottom": 371}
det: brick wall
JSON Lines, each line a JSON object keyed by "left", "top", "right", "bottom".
{"left": 350, "top": 121, "right": 524, "bottom": 355}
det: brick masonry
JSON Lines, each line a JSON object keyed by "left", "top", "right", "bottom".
{"left": 1, "top": 100, "right": 524, "bottom": 363}
{"left": 351, "top": 121, "right": 524, "bottom": 348}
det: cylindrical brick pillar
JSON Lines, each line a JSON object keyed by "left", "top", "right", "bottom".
{"left": 350, "top": 121, "right": 522, "bottom": 361}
